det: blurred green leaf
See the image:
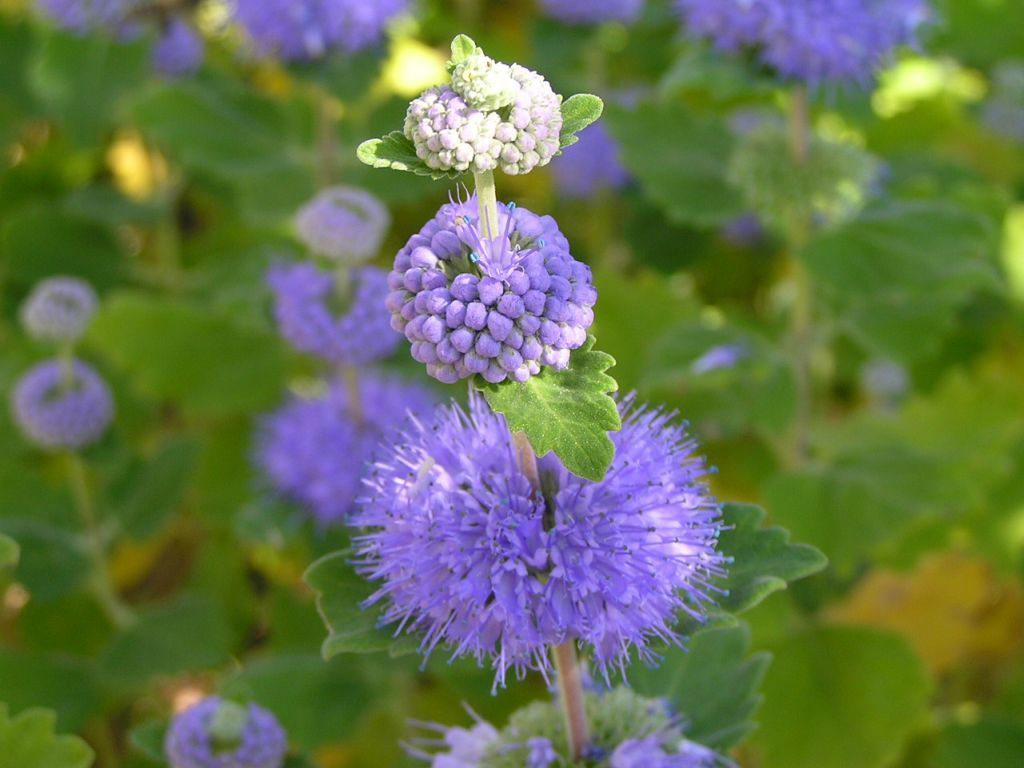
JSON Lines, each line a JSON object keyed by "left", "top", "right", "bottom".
{"left": 0, "top": 705, "right": 94, "bottom": 768}
{"left": 0, "top": 650, "right": 102, "bottom": 732}
{"left": 30, "top": 28, "right": 149, "bottom": 147}
{"left": 89, "top": 293, "right": 288, "bottom": 417}
{"left": 802, "top": 201, "right": 1001, "bottom": 361}
{"left": 629, "top": 624, "right": 771, "bottom": 751}
{"left": 716, "top": 504, "right": 827, "bottom": 615}
{"left": 0, "top": 533, "right": 18, "bottom": 568}
{"left": 752, "top": 626, "right": 931, "bottom": 768}
{"left": 304, "top": 551, "right": 416, "bottom": 658}
{"left": 480, "top": 336, "right": 621, "bottom": 482}
{"left": 0, "top": 518, "right": 88, "bottom": 602}
{"left": 97, "top": 596, "right": 232, "bottom": 689}
{"left": 933, "top": 715, "right": 1024, "bottom": 768}
{"left": 0, "top": 16, "right": 37, "bottom": 143}
{"left": 222, "top": 654, "right": 374, "bottom": 749}
{"left": 559, "top": 94, "right": 604, "bottom": 149}
{"left": 127, "top": 720, "right": 165, "bottom": 763}
{"left": 606, "top": 102, "right": 744, "bottom": 227}
{"left": 110, "top": 438, "right": 199, "bottom": 540}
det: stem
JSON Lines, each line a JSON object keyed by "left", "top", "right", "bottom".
{"left": 553, "top": 641, "right": 590, "bottom": 761}
{"left": 473, "top": 169, "right": 500, "bottom": 240}
{"left": 788, "top": 86, "right": 810, "bottom": 166}
{"left": 341, "top": 365, "right": 364, "bottom": 427}
{"left": 66, "top": 454, "right": 135, "bottom": 629}
{"left": 58, "top": 344, "right": 76, "bottom": 390}
{"left": 315, "top": 88, "right": 339, "bottom": 189}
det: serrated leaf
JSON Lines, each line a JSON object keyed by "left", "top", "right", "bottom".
{"left": 479, "top": 336, "right": 620, "bottom": 481}
{"left": 356, "top": 132, "right": 458, "bottom": 179}
{"left": 629, "top": 624, "right": 771, "bottom": 751}
{"left": 0, "top": 705, "right": 94, "bottom": 768}
{"left": 559, "top": 93, "right": 604, "bottom": 149}
{"left": 752, "top": 626, "right": 931, "bottom": 768}
{"left": 304, "top": 551, "right": 417, "bottom": 658}
{"left": 0, "top": 533, "right": 18, "bottom": 568}
{"left": 716, "top": 504, "right": 827, "bottom": 615}
{"left": 450, "top": 34, "right": 478, "bottom": 65}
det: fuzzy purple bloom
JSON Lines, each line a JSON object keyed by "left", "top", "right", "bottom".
{"left": 553, "top": 122, "right": 630, "bottom": 198}
{"left": 165, "top": 697, "right": 287, "bottom": 768}
{"left": 387, "top": 196, "right": 596, "bottom": 384}
{"left": 267, "top": 263, "right": 400, "bottom": 365}
{"left": 676, "top": 0, "right": 931, "bottom": 86}
{"left": 352, "top": 393, "right": 725, "bottom": 686}
{"left": 540, "top": 0, "right": 644, "bottom": 25}
{"left": 295, "top": 186, "right": 390, "bottom": 264}
{"left": 230, "top": 0, "right": 406, "bottom": 61}
{"left": 11, "top": 359, "right": 113, "bottom": 450}
{"left": 405, "top": 64, "right": 563, "bottom": 175}
{"left": 255, "top": 374, "right": 434, "bottom": 526}
{"left": 610, "top": 735, "right": 723, "bottom": 768}
{"left": 19, "top": 276, "right": 99, "bottom": 344}
{"left": 153, "top": 18, "right": 204, "bottom": 76}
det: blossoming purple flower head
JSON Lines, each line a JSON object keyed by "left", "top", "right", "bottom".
{"left": 676, "top": 0, "right": 931, "bottom": 86}
{"left": 255, "top": 373, "right": 434, "bottom": 525}
{"left": 20, "top": 276, "right": 99, "bottom": 344}
{"left": 267, "top": 263, "right": 400, "bottom": 365}
{"left": 11, "top": 359, "right": 114, "bottom": 450}
{"left": 352, "top": 392, "right": 725, "bottom": 686}
{"left": 405, "top": 62, "right": 563, "bottom": 176}
{"left": 539, "top": 0, "right": 645, "bottom": 26}
{"left": 165, "top": 696, "right": 287, "bottom": 768}
{"left": 553, "top": 122, "right": 630, "bottom": 198}
{"left": 230, "top": 0, "right": 407, "bottom": 61}
{"left": 387, "top": 195, "right": 596, "bottom": 384}
{"left": 295, "top": 186, "right": 390, "bottom": 265}
{"left": 153, "top": 18, "right": 204, "bottom": 77}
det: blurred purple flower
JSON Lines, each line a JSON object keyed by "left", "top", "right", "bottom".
{"left": 153, "top": 18, "right": 204, "bottom": 76}
{"left": 165, "top": 697, "right": 287, "bottom": 768}
{"left": 295, "top": 186, "right": 390, "bottom": 264}
{"left": 610, "top": 735, "right": 723, "bottom": 767}
{"left": 352, "top": 392, "right": 725, "bottom": 687}
{"left": 37, "top": 0, "right": 132, "bottom": 33}
{"left": 255, "top": 373, "right": 434, "bottom": 526}
{"left": 539, "top": 0, "right": 644, "bottom": 25}
{"left": 690, "top": 343, "right": 748, "bottom": 375}
{"left": 267, "top": 263, "right": 400, "bottom": 365}
{"left": 553, "top": 122, "right": 630, "bottom": 199}
{"left": 19, "top": 276, "right": 99, "bottom": 344}
{"left": 11, "top": 359, "right": 114, "bottom": 451}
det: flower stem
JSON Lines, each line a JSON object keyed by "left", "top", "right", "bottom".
{"left": 473, "top": 169, "right": 500, "bottom": 240}
{"left": 66, "top": 453, "right": 135, "bottom": 629}
{"left": 553, "top": 641, "right": 590, "bottom": 761}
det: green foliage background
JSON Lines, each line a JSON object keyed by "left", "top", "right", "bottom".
{"left": 1, "top": 0, "right": 1023, "bottom": 766}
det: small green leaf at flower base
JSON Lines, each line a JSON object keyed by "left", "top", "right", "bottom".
{"left": 559, "top": 93, "right": 604, "bottom": 149}
{"left": 356, "top": 131, "right": 460, "bottom": 180}
{"left": 0, "top": 534, "right": 18, "bottom": 569}
{"left": 479, "top": 335, "right": 621, "bottom": 482}
{"left": 0, "top": 705, "right": 94, "bottom": 768}
{"left": 715, "top": 503, "right": 828, "bottom": 615}
{"left": 449, "top": 34, "right": 478, "bottom": 66}
{"left": 304, "top": 551, "right": 418, "bottom": 658}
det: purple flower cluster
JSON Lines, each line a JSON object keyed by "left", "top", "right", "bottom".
{"left": 609, "top": 736, "right": 723, "bottom": 768}
{"left": 11, "top": 359, "right": 114, "bottom": 451}
{"left": 37, "top": 0, "right": 131, "bottom": 33}
{"left": 19, "top": 276, "right": 99, "bottom": 344}
{"left": 404, "top": 65, "right": 563, "bottom": 175}
{"left": 230, "top": 0, "right": 407, "bottom": 61}
{"left": 153, "top": 18, "right": 205, "bottom": 77}
{"left": 267, "top": 263, "right": 400, "bottom": 365}
{"left": 676, "top": 0, "right": 931, "bottom": 85}
{"left": 539, "top": 0, "right": 645, "bottom": 26}
{"left": 165, "top": 697, "right": 287, "bottom": 768}
{"left": 387, "top": 196, "right": 596, "bottom": 384}
{"left": 255, "top": 374, "right": 434, "bottom": 525}
{"left": 553, "top": 122, "right": 630, "bottom": 198}
{"left": 295, "top": 186, "right": 390, "bottom": 264}
{"left": 352, "top": 392, "right": 725, "bottom": 686}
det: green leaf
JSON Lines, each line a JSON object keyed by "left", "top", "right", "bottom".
{"left": 97, "top": 597, "right": 232, "bottom": 689}
{"left": 801, "top": 200, "right": 1001, "bottom": 361}
{"left": 0, "top": 650, "right": 103, "bottom": 732}
{"left": 479, "top": 335, "right": 620, "bottom": 482}
{"left": 559, "top": 93, "right": 604, "bottom": 149}
{"left": 304, "top": 551, "right": 417, "bottom": 658}
{"left": 751, "top": 626, "right": 931, "bottom": 768}
{"left": 222, "top": 654, "right": 375, "bottom": 749}
{"left": 109, "top": 438, "right": 199, "bottom": 540}
{"left": 127, "top": 721, "right": 165, "bottom": 763}
{"left": 932, "top": 715, "right": 1024, "bottom": 768}
{"left": 450, "top": 34, "right": 479, "bottom": 65}
{"left": 356, "top": 132, "right": 457, "bottom": 179}
{"left": 88, "top": 293, "right": 288, "bottom": 417}
{"left": 0, "top": 519, "right": 89, "bottom": 603}
{"left": 629, "top": 625, "right": 771, "bottom": 751}
{"left": 0, "top": 705, "right": 94, "bottom": 768}
{"left": 0, "top": 533, "right": 18, "bottom": 569}
{"left": 605, "top": 102, "right": 744, "bottom": 227}
{"left": 716, "top": 504, "right": 827, "bottom": 615}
